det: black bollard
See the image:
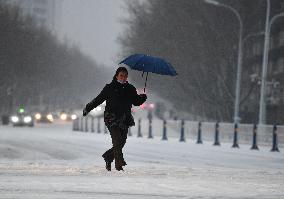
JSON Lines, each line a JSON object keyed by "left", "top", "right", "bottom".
{"left": 196, "top": 122, "right": 203, "bottom": 144}
{"left": 80, "top": 117, "right": 84, "bottom": 132}
{"left": 137, "top": 118, "right": 142, "bottom": 137}
{"left": 271, "top": 124, "right": 280, "bottom": 152}
{"left": 179, "top": 120, "right": 185, "bottom": 142}
{"left": 77, "top": 119, "right": 80, "bottom": 131}
{"left": 73, "top": 119, "right": 78, "bottom": 131}
{"left": 162, "top": 120, "right": 168, "bottom": 140}
{"left": 91, "top": 116, "right": 95, "bottom": 133}
{"left": 74, "top": 119, "right": 80, "bottom": 131}
{"left": 72, "top": 119, "right": 76, "bottom": 131}
{"left": 97, "top": 117, "right": 101, "bottom": 133}
{"left": 128, "top": 127, "right": 132, "bottom": 136}
{"left": 104, "top": 123, "right": 108, "bottom": 134}
{"left": 85, "top": 117, "right": 89, "bottom": 132}
{"left": 251, "top": 124, "right": 259, "bottom": 150}
{"left": 213, "top": 122, "right": 221, "bottom": 146}
{"left": 76, "top": 118, "right": 80, "bottom": 131}
{"left": 232, "top": 123, "right": 239, "bottom": 148}
{"left": 148, "top": 117, "right": 153, "bottom": 138}
{"left": 77, "top": 117, "right": 80, "bottom": 131}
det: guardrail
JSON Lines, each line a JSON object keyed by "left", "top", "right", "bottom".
{"left": 73, "top": 117, "right": 282, "bottom": 152}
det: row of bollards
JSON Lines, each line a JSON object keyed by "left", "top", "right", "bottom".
{"left": 73, "top": 118, "right": 280, "bottom": 152}
{"left": 211, "top": 122, "right": 279, "bottom": 152}
{"left": 73, "top": 116, "right": 107, "bottom": 134}
{"left": 147, "top": 118, "right": 186, "bottom": 142}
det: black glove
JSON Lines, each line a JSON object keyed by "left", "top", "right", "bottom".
{"left": 83, "top": 108, "right": 89, "bottom": 117}
{"left": 140, "top": 94, "right": 147, "bottom": 101}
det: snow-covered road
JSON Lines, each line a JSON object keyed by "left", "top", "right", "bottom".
{"left": 0, "top": 123, "right": 283, "bottom": 199}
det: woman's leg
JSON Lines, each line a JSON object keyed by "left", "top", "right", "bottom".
{"left": 102, "top": 148, "right": 114, "bottom": 163}
{"left": 109, "top": 126, "right": 128, "bottom": 170}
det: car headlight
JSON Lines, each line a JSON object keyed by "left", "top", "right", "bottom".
{"left": 35, "top": 113, "right": 41, "bottom": 120}
{"left": 60, "top": 113, "right": 67, "bottom": 120}
{"left": 46, "top": 114, "right": 53, "bottom": 121}
{"left": 71, "top": 114, "right": 77, "bottom": 120}
{"left": 11, "top": 116, "right": 19, "bottom": 123}
{"left": 24, "top": 116, "right": 32, "bottom": 123}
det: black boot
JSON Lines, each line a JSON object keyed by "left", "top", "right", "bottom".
{"left": 122, "top": 158, "right": 128, "bottom": 166}
{"left": 105, "top": 161, "right": 111, "bottom": 171}
{"left": 102, "top": 154, "right": 113, "bottom": 171}
{"left": 121, "top": 160, "right": 127, "bottom": 166}
{"left": 115, "top": 159, "right": 125, "bottom": 171}
{"left": 115, "top": 165, "right": 124, "bottom": 171}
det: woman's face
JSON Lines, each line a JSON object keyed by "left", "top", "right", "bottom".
{"left": 116, "top": 71, "right": 128, "bottom": 83}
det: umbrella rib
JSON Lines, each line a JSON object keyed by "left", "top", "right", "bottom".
{"left": 132, "top": 54, "right": 146, "bottom": 71}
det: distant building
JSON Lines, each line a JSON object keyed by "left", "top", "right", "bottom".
{"left": 1, "top": 0, "right": 62, "bottom": 35}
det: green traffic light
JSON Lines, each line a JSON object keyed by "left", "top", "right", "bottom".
{"left": 19, "top": 107, "right": 25, "bottom": 113}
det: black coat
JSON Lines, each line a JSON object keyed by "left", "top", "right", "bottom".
{"left": 85, "top": 79, "right": 146, "bottom": 128}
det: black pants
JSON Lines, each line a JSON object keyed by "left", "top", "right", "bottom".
{"left": 102, "top": 126, "right": 128, "bottom": 167}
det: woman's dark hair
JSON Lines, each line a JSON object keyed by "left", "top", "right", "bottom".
{"left": 113, "top": 66, "right": 128, "bottom": 80}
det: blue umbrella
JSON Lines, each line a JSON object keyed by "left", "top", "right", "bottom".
{"left": 119, "top": 54, "right": 177, "bottom": 92}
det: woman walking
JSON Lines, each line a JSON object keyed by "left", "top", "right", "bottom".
{"left": 83, "top": 67, "right": 147, "bottom": 171}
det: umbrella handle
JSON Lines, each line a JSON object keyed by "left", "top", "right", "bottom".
{"left": 143, "top": 72, "right": 148, "bottom": 93}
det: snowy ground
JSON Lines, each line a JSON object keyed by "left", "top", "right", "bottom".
{"left": 0, "top": 122, "right": 283, "bottom": 199}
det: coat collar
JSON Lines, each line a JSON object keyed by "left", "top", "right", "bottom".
{"left": 111, "top": 79, "right": 129, "bottom": 87}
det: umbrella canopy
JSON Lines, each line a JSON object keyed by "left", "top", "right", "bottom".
{"left": 119, "top": 54, "right": 177, "bottom": 76}
{"left": 119, "top": 54, "right": 177, "bottom": 92}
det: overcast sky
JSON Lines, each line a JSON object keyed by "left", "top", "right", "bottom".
{"left": 60, "top": 0, "right": 128, "bottom": 68}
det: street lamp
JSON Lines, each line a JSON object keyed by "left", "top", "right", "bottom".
{"left": 204, "top": 0, "right": 243, "bottom": 124}
{"left": 242, "top": 32, "right": 265, "bottom": 46}
{"left": 258, "top": 0, "right": 271, "bottom": 125}
{"left": 204, "top": 0, "right": 219, "bottom": 6}
{"left": 259, "top": 0, "right": 284, "bottom": 124}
